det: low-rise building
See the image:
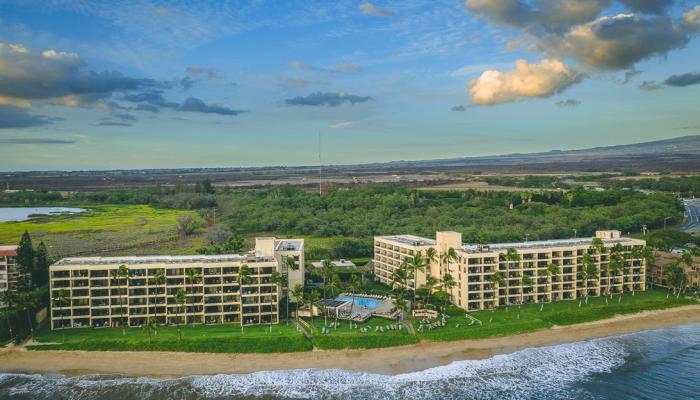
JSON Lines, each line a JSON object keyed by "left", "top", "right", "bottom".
{"left": 310, "top": 259, "right": 357, "bottom": 269}
{"left": 648, "top": 251, "right": 700, "bottom": 288}
{"left": 49, "top": 237, "right": 303, "bottom": 330}
{"left": 374, "top": 230, "right": 647, "bottom": 311}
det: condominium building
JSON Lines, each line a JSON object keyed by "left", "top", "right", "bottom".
{"left": 0, "top": 245, "right": 18, "bottom": 304}
{"left": 49, "top": 237, "right": 303, "bottom": 330}
{"left": 374, "top": 230, "right": 646, "bottom": 311}
{"left": 648, "top": 251, "right": 700, "bottom": 288}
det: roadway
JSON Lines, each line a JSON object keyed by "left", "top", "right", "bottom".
{"left": 681, "top": 199, "right": 700, "bottom": 234}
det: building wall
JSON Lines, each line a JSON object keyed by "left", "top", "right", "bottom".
{"left": 0, "top": 246, "right": 18, "bottom": 305}
{"left": 50, "top": 238, "right": 303, "bottom": 330}
{"left": 648, "top": 251, "right": 700, "bottom": 288}
{"left": 374, "top": 232, "right": 646, "bottom": 311}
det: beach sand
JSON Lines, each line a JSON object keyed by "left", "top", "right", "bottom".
{"left": 2, "top": 304, "right": 700, "bottom": 378}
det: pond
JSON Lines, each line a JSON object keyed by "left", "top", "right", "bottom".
{"left": 0, "top": 207, "right": 86, "bottom": 222}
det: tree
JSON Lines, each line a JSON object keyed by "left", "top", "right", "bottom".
{"left": 15, "top": 230, "right": 35, "bottom": 291}
{"left": 579, "top": 253, "right": 598, "bottom": 303}
{"left": 18, "top": 291, "right": 37, "bottom": 340}
{"left": 393, "top": 291, "right": 409, "bottom": 322}
{"left": 176, "top": 214, "right": 201, "bottom": 236}
{"left": 320, "top": 259, "right": 334, "bottom": 298}
{"left": 306, "top": 290, "right": 321, "bottom": 325}
{"left": 407, "top": 252, "right": 426, "bottom": 307}
{"left": 112, "top": 265, "right": 130, "bottom": 335}
{"left": 270, "top": 271, "right": 283, "bottom": 333}
{"left": 327, "top": 273, "right": 342, "bottom": 297}
{"left": 239, "top": 265, "right": 254, "bottom": 333}
{"left": 292, "top": 283, "right": 305, "bottom": 322}
{"left": 33, "top": 242, "right": 50, "bottom": 287}
{"left": 608, "top": 244, "right": 624, "bottom": 297}
{"left": 441, "top": 247, "right": 458, "bottom": 275}
{"left": 148, "top": 269, "right": 166, "bottom": 323}
{"left": 222, "top": 235, "right": 246, "bottom": 253}
{"left": 663, "top": 260, "right": 687, "bottom": 297}
{"left": 442, "top": 273, "right": 457, "bottom": 310}
{"left": 504, "top": 248, "right": 521, "bottom": 308}
{"left": 422, "top": 276, "right": 440, "bottom": 308}
{"left": 142, "top": 317, "right": 160, "bottom": 345}
{"left": 391, "top": 260, "right": 409, "bottom": 292}
{"left": 1, "top": 290, "right": 18, "bottom": 341}
{"left": 284, "top": 256, "right": 299, "bottom": 323}
{"left": 204, "top": 224, "right": 232, "bottom": 246}
{"left": 185, "top": 268, "right": 202, "bottom": 326}
{"left": 54, "top": 288, "right": 69, "bottom": 342}
{"left": 521, "top": 274, "right": 533, "bottom": 304}
{"left": 545, "top": 262, "right": 560, "bottom": 302}
{"left": 346, "top": 274, "right": 362, "bottom": 328}
{"left": 425, "top": 247, "right": 437, "bottom": 271}
{"left": 491, "top": 271, "right": 506, "bottom": 307}
{"left": 174, "top": 288, "right": 187, "bottom": 340}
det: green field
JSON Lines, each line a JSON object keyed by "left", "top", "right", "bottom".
{"left": 415, "top": 288, "right": 696, "bottom": 342}
{"left": 309, "top": 316, "right": 418, "bottom": 349}
{"left": 29, "top": 322, "right": 311, "bottom": 353}
{"left": 0, "top": 205, "right": 203, "bottom": 257}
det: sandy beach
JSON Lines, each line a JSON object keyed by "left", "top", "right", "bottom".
{"left": 2, "top": 304, "right": 700, "bottom": 378}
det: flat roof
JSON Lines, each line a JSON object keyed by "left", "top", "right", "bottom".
{"left": 0, "top": 245, "right": 17, "bottom": 257}
{"left": 463, "top": 237, "right": 643, "bottom": 253}
{"left": 377, "top": 235, "right": 436, "bottom": 247}
{"left": 275, "top": 239, "right": 303, "bottom": 251}
{"left": 52, "top": 253, "right": 275, "bottom": 267}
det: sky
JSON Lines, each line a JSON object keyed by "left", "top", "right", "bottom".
{"left": 0, "top": 0, "right": 699, "bottom": 171}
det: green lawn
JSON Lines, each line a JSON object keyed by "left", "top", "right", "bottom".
{"left": 0, "top": 204, "right": 203, "bottom": 257}
{"left": 29, "top": 322, "right": 311, "bottom": 353}
{"left": 308, "top": 316, "right": 418, "bottom": 350}
{"left": 415, "top": 288, "right": 697, "bottom": 342}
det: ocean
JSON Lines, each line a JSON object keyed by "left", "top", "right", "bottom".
{"left": 1, "top": 323, "right": 699, "bottom": 400}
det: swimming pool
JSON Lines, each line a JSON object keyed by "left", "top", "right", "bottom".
{"left": 337, "top": 295, "right": 381, "bottom": 309}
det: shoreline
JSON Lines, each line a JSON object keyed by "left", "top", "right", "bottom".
{"left": 2, "top": 304, "right": 700, "bottom": 378}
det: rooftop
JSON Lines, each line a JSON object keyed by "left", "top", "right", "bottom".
{"left": 275, "top": 239, "right": 303, "bottom": 251}
{"left": 0, "top": 245, "right": 18, "bottom": 257}
{"left": 52, "top": 253, "right": 276, "bottom": 267}
{"left": 461, "top": 236, "right": 644, "bottom": 254}
{"left": 377, "top": 235, "right": 436, "bottom": 247}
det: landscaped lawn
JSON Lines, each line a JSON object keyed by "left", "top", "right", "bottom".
{"left": 29, "top": 322, "right": 311, "bottom": 353}
{"left": 415, "top": 288, "right": 697, "bottom": 342}
{"left": 307, "top": 316, "right": 418, "bottom": 349}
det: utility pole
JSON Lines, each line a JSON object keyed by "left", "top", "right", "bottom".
{"left": 573, "top": 229, "right": 577, "bottom": 238}
{"left": 642, "top": 224, "right": 647, "bottom": 236}
{"left": 318, "top": 131, "right": 322, "bottom": 196}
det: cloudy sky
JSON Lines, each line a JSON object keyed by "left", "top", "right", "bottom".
{"left": 0, "top": 0, "right": 699, "bottom": 170}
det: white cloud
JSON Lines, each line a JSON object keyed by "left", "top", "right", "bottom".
{"left": 683, "top": 5, "right": 700, "bottom": 32}
{"left": 329, "top": 121, "right": 356, "bottom": 129}
{"left": 360, "top": 2, "right": 396, "bottom": 17}
{"left": 468, "top": 59, "right": 582, "bottom": 105}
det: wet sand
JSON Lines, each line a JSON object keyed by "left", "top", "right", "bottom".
{"left": 2, "top": 305, "right": 700, "bottom": 378}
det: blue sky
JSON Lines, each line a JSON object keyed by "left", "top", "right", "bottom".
{"left": 0, "top": 0, "right": 699, "bottom": 170}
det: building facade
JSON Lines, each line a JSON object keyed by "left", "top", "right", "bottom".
{"left": 648, "top": 251, "right": 700, "bottom": 288}
{"left": 0, "top": 245, "right": 18, "bottom": 304}
{"left": 374, "top": 230, "right": 647, "bottom": 311}
{"left": 49, "top": 237, "right": 303, "bottom": 330}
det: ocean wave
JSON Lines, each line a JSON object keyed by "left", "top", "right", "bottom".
{"left": 0, "top": 336, "right": 630, "bottom": 400}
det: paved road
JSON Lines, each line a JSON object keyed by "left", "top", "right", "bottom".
{"left": 681, "top": 199, "right": 700, "bottom": 234}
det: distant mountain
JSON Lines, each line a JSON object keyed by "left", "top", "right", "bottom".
{"left": 3, "top": 135, "right": 700, "bottom": 190}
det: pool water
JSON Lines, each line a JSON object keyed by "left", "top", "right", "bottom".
{"left": 337, "top": 295, "right": 380, "bottom": 309}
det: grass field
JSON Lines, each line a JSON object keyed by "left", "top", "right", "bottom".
{"left": 0, "top": 205, "right": 204, "bottom": 257}
{"left": 415, "top": 288, "right": 696, "bottom": 342}
{"left": 309, "top": 316, "right": 418, "bottom": 350}
{"left": 29, "top": 322, "right": 311, "bottom": 353}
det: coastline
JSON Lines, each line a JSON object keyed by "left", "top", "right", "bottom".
{"left": 2, "top": 304, "right": 700, "bottom": 378}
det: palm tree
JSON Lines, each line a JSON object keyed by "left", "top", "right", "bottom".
{"left": 173, "top": 288, "right": 187, "bottom": 340}
{"left": 490, "top": 271, "right": 506, "bottom": 308}
{"left": 238, "top": 265, "right": 254, "bottom": 334}
{"left": 150, "top": 269, "right": 166, "bottom": 323}
{"left": 292, "top": 283, "right": 305, "bottom": 323}
{"left": 579, "top": 253, "right": 594, "bottom": 302}
{"left": 591, "top": 237, "right": 605, "bottom": 256}
{"left": 320, "top": 259, "right": 334, "bottom": 298}
{"left": 607, "top": 247, "right": 622, "bottom": 297}
{"left": 422, "top": 276, "right": 440, "bottom": 308}
{"left": 545, "top": 262, "right": 560, "bottom": 302}
{"left": 185, "top": 268, "right": 202, "bottom": 326}
{"left": 426, "top": 247, "right": 437, "bottom": 273}
{"left": 112, "top": 264, "right": 130, "bottom": 335}
{"left": 285, "top": 256, "right": 299, "bottom": 324}
{"left": 442, "top": 273, "right": 457, "bottom": 310}
{"left": 270, "top": 271, "right": 283, "bottom": 333}
{"left": 521, "top": 274, "right": 534, "bottom": 304}
{"left": 306, "top": 290, "right": 321, "bottom": 325}
{"left": 391, "top": 261, "right": 409, "bottom": 293}
{"left": 327, "top": 273, "right": 342, "bottom": 297}
{"left": 408, "top": 252, "right": 426, "bottom": 307}
{"left": 504, "top": 248, "right": 520, "bottom": 308}
{"left": 346, "top": 274, "right": 362, "bottom": 328}
{"left": 393, "top": 291, "right": 409, "bottom": 322}
{"left": 54, "top": 289, "right": 69, "bottom": 342}
{"left": 441, "top": 247, "right": 458, "bottom": 275}
{"left": 142, "top": 317, "right": 159, "bottom": 345}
